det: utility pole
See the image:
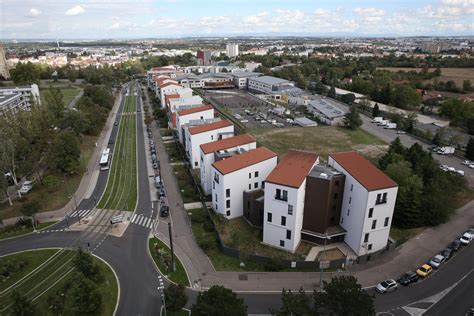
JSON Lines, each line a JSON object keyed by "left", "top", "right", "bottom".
{"left": 168, "top": 222, "right": 176, "bottom": 272}
{"left": 158, "top": 275, "right": 167, "bottom": 316}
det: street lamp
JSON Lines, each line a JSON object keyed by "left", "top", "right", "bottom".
{"left": 319, "top": 233, "right": 331, "bottom": 290}
{"left": 188, "top": 212, "right": 192, "bottom": 227}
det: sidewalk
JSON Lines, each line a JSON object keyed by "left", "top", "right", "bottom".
{"left": 2, "top": 92, "right": 123, "bottom": 227}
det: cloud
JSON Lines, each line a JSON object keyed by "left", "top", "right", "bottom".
{"left": 27, "top": 8, "right": 41, "bottom": 18}
{"left": 65, "top": 5, "right": 85, "bottom": 16}
{"left": 353, "top": 7, "right": 385, "bottom": 17}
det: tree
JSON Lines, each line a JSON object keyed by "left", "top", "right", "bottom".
{"left": 10, "top": 62, "right": 41, "bottom": 85}
{"left": 327, "top": 84, "right": 336, "bottom": 98}
{"left": 59, "top": 110, "right": 91, "bottom": 135}
{"left": 69, "top": 273, "right": 102, "bottom": 316}
{"left": 43, "top": 175, "right": 60, "bottom": 193}
{"left": 372, "top": 103, "right": 380, "bottom": 117}
{"left": 341, "top": 93, "right": 356, "bottom": 105}
{"left": 314, "top": 276, "right": 375, "bottom": 316}
{"left": 10, "top": 291, "right": 37, "bottom": 316}
{"left": 343, "top": 104, "right": 363, "bottom": 129}
{"left": 404, "top": 112, "right": 417, "bottom": 133}
{"left": 191, "top": 285, "right": 247, "bottom": 316}
{"left": 164, "top": 284, "right": 187, "bottom": 312}
{"left": 466, "top": 138, "right": 474, "bottom": 160}
{"left": 73, "top": 247, "right": 103, "bottom": 283}
{"left": 432, "top": 129, "right": 445, "bottom": 146}
{"left": 47, "top": 130, "right": 81, "bottom": 173}
{"left": 272, "top": 288, "right": 312, "bottom": 316}
{"left": 44, "top": 86, "right": 65, "bottom": 120}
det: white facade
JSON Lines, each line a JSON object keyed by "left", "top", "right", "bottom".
{"left": 158, "top": 84, "right": 184, "bottom": 107}
{"left": 262, "top": 183, "right": 307, "bottom": 252}
{"left": 168, "top": 95, "right": 203, "bottom": 113}
{"left": 185, "top": 125, "right": 235, "bottom": 169}
{"left": 0, "top": 84, "right": 41, "bottom": 110}
{"left": 226, "top": 43, "right": 239, "bottom": 57}
{"left": 248, "top": 76, "right": 293, "bottom": 95}
{"left": 328, "top": 157, "right": 398, "bottom": 256}
{"left": 176, "top": 108, "right": 215, "bottom": 144}
{"left": 200, "top": 140, "right": 257, "bottom": 195}
{"left": 212, "top": 156, "right": 277, "bottom": 219}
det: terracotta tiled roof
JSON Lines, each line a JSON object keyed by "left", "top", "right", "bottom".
{"left": 177, "top": 105, "right": 213, "bottom": 117}
{"left": 159, "top": 82, "right": 181, "bottom": 89}
{"left": 266, "top": 150, "right": 319, "bottom": 188}
{"left": 200, "top": 134, "right": 256, "bottom": 155}
{"left": 330, "top": 151, "right": 397, "bottom": 191}
{"left": 188, "top": 120, "right": 233, "bottom": 135}
{"left": 212, "top": 147, "right": 277, "bottom": 175}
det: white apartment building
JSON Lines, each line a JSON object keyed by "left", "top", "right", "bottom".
{"left": 0, "top": 84, "right": 41, "bottom": 112}
{"left": 248, "top": 76, "right": 294, "bottom": 95}
{"left": 168, "top": 95, "right": 203, "bottom": 113}
{"left": 263, "top": 150, "right": 319, "bottom": 252}
{"left": 158, "top": 82, "right": 184, "bottom": 107}
{"left": 200, "top": 134, "right": 257, "bottom": 195}
{"left": 185, "top": 120, "right": 234, "bottom": 169}
{"left": 226, "top": 43, "right": 239, "bottom": 58}
{"left": 176, "top": 105, "right": 214, "bottom": 142}
{"left": 212, "top": 147, "right": 278, "bottom": 219}
{"left": 328, "top": 151, "right": 398, "bottom": 256}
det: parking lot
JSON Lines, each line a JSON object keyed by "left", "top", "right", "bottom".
{"left": 203, "top": 90, "right": 296, "bottom": 129}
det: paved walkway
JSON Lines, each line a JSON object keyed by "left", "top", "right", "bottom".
{"left": 2, "top": 92, "right": 123, "bottom": 227}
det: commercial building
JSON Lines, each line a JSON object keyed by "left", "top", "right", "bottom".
{"left": 231, "top": 72, "right": 260, "bottom": 89}
{"left": 185, "top": 120, "right": 235, "bottom": 169}
{"left": 176, "top": 105, "right": 215, "bottom": 143}
{"left": 248, "top": 76, "right": 294, "bottom": 95}
{"left": 262, "top": 150, "right": 319, "bottom": 252}
{"left": 212, "top": 147, "right": 278, "bottom": 219}
{"left": 328, "top": 151, "right": 398, "bottom": 256}
{"left": 307, "top": 97, "right": 347, "bottom": 126}
{"left": 226, "top": 43, "right": 239, "bottom": 58}
{"left": 200, "top": 134, "right": 257, "bottom": 195}
{"left": 197, "top": 49, "right": 212, "bottom": 66}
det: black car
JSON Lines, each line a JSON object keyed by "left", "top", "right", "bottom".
{"left": 114, "top": 121, "right": 118, "bottom": 126}
{"left": 159, "top": 189, "right": 165, "bottom": 198}
{"left": 108, "top": 138, "right": 114, "bottom": 145}
{"left": 160, "top": 205, "right": 169, "bottom": 217}
{"left": 448, "top": 240, "right": 461, "bottom": 251}
{"left": 441, "top": 248, "right": 453, "bottom": 260}
{"left": 398, "top": 271, "right": 419, "bottom": 286}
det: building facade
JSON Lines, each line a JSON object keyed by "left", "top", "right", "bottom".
{"left": 176, "top": 105, "right": 215, "bottom": 143}
{"left": 226, "top": 43, "right": 239, "bottom": 58}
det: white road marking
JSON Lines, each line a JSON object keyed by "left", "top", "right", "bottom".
{"left": 144, "top": 218, "right": 151, "bottom": 228}
{"left": 147, "top": 220, "right": 153, "bottom": 228}
{"left": 131, "top": 214, "right": 137, "bottom": 223}
{"left": 138, "top": 216, "right": 145, "bottom": 226}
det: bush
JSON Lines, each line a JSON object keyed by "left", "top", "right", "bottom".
{"left": 43, "top": 175, "right": 60, "bottom": 193}
{"left": 197, "top": 232, "right": 218, "bottom": 251}
{"left": 15, "top": 217, "right": 33, "bottom": 228}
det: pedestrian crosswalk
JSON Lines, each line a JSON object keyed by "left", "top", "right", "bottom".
{"left": 69, "top": 209, "right": 93, "bottom": 218}
{"left": 130, "top": 213, "right": 154, "bottom": 229}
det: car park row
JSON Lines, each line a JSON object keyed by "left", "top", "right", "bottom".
{"left": 375, "top": 228, "right": 473, "bottom": 294}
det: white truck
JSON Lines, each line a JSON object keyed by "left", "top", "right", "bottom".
{"left": 372, "top": 117, "right": 383, "bottom": 123}
{"left": 384, "top": 123, "right": 397, "bottom": 129}
{"left": 437, "top": 147, "right": 455, "bottom": 155}
{"left": 378, "top": 120, "right": 389, "bottom": 127}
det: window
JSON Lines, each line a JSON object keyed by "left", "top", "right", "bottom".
{"left": 215, "top": 203, "right": 218, "bottom": 210}
{"left": 341, "top": 217, "right": 344, "bottom": 224}
{"left": 372, "top": 220, "right": 377, "bottom": 229}
{"left": 213, "top": 182, "right": 215, "bottom": 190}
{"left": 364, "top": 233, "right": 369, "bottom": 243}
{"left": 286, "top": 230, "right": 291, "bottom": 240}
{"left": 288, "top": 205, "right": 293, "bottom": 215}
{"left": 347, "top": 209, "right": 350, "bottom": 216}
{"left": 211, "top": 135, "right": 214, "bottom": 140}
{"left": 248, "top": 184, "right": 251, "bottom": 190}
{"left": 226, "top": 200, "right": 230, "bottom": 208}
{"left": 194, "top": 161, "right": 198, "bottom": 167}
{"left": 226, "top": 210, "right": 230, "bottom": 216}
{"left": 261, "top": 181, "right": 265, "bottom": 188}
{"left": 280, "top": 240, "right": 285, "bottom": 247}
{"left": 214, "top": 172, "right": 220, "bottom": 184}
{"left": 254, "top": 182, "right": 258, "bottom": 189}
{"left": 368, "top": 244, "right": 373, "bottom": 251}
{"left": 350, "top": 184, "right": 353, "bottom": 191}
{"left": 267, "top": 212, "right": 272, "bottom": 223}
{"left": 368, "top": 208, "right": 374, "bottom": 218}
{"left": 275, "top": 189, "right": 288, "bottom": 201}
{"left": 215, "top": 194, "right": 218, "bottom": 202}
{"left": 376, "top": 192, "right": 387, "bottom": 205}
{"left": 281, "top": 216, "right": 286, "bottom": 226}
{"left": 384, "top": 217, "right": 389, "bottom": 227}
{"left": 349, "top": 197, "right": 352, "bottom": 204}
{"left": 249, "top": 173, "right": 251, "bottom": 179}
{"left": 255, "top": 171, "right": 259, "bottom": 177}
{"left": 226, "top": 189, "right": 230, "bottom": 198}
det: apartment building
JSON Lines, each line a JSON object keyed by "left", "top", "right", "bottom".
{"left": 212, "top": 147, "right": 278, "bottom": 219}
{"left": 185, "top": 120, "right": 234, "bottom": 169}
{"left": 176, "top": 105, "right": 215, "bottom": 143}
{"left": 197, "top": 49, "right": 212, "bottom": 66}
{"left": 168, "top": 95, "right": 203, "bottom": 113}
{"left": 262, "top": 150, "right": 319, "bottom": 252}
{"left": 226, "top": 43, "right": 239, "bottom": 58}
{"left": 0, "top": 84, "right": 41, "bottom": 112}
{"left": 200, "top": 134, "right": 257, "bottom": 195}
{"left": 328, "top": 151, "right": 398, "bottom": 256}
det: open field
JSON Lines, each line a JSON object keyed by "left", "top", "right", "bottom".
{"left": 0, "top": 135, "right": 97, "bottom": 220}
{"left": 0, "top": 249, "right": 118, "bottom": 315}
{"left": 40, "top": 86, "right": 82, "bottom": 107}
{"left": 378, "top": 67, "right": 474, "bottom": 87}
{"left": 98, "top": 93, "right": 137, "bottom": 211}
{"left": 250, "top": 126, "right": 387, "bottom": 159}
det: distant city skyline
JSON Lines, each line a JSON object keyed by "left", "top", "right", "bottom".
{"left": 1, "top": 0, "right": 473, "bottom": 40}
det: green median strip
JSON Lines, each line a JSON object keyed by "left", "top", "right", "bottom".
{"left": 149, "top": 237, "right": 190, "bottom": 287}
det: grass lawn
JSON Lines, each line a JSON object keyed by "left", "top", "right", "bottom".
{"left": 165, "top": 141, "right": 184, "bottom": 162}
{"left": 250, "top": 126, "right": 386, "bottom": 159}
{"left": 1, "top": 249, "right": 118, "bottom": 316}
{"left": 40, "top": 86, "right": 82, "bottom": 107}
{"left": 172, "top": 165, "right": 201, "bottom": 203}
{"left": 390, "top": 226, "right": 427, "bottom": 245}
{"left": 98, "top": 95, "right": 137, "bottom": 211}
{"left": 148, "top": 237, "right": 190, "bottom": 287}
{"left": 0, "top": 221, "right": 58, "bottom": 240}
{"left": 0, "top": 135, "right": 97, "bottom": 220}
{"left": 168, "top": 309, "right": 190, "bottom": 316}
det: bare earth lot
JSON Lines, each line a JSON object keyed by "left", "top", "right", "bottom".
{"left": 378, "top": 67, "right": 474, "bottom": 87}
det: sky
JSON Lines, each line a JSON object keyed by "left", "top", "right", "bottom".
{"left": 0, "top": 0, "right": 473, "bottom": 39}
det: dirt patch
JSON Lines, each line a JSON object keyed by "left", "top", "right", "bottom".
{"left": 317, "top": 248, "right": 346, "bottom": 261}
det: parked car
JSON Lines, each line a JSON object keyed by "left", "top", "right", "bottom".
{"left": 114, "top": 121, "right": 118, "bottom": 126}
{"left": 19, "top": 181, "right": 34, "bottom": 194}
{"left": 468, "top": 227, "right": 474, "bottom": 235}
{"left": 416, "top": 264, "right": 433, "bottom": 277}
{"left": 462, "top": 160, "right": 473, "bottom": 165}
{"left": 397, "top": 271, "right": 419, "bottom": 286}
{"left": 429, "top": 254, "right": 446, "bottom": 268}
{"left": 460, "top": 232, "right": 472, "bottom": 245}
{"left": 448, "top": 240, "right": 461, "bottom": 251}
{"left": 154, "top": 176, "right": 161, "bottom": 188}
{"left": 153, "top": 163, "right": 158, "bottom": 170}
{"left": 159, "top": 189, "right": 165, "bottom": 198}
{"left": 441, "top": 248, "right": 453, "bottom": 260}
{"left": 108, "top": 138, "right": 114, "bottom": 145}
{"left": 160, "top": 205, "right": 169, "bottom": 217}
{"left": 396, "top": 130, "right": 406, "bottom": 134}
{"left": 375, "top": 279, "right": 398, "bottom": 294}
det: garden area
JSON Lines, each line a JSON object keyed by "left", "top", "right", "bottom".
{"left": 0, "top": 220, "right": 57, "bottom": 240}
{"left": 172, "top": 164, "right": 201, "bottom": 204}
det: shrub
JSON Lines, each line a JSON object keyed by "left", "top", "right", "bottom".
{"left": 43, "top": 175, "right": 60, "bottom": 193}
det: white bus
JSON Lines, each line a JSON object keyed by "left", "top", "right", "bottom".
{"left": 100, "top": 148, "right": 111, "bottom": 171}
